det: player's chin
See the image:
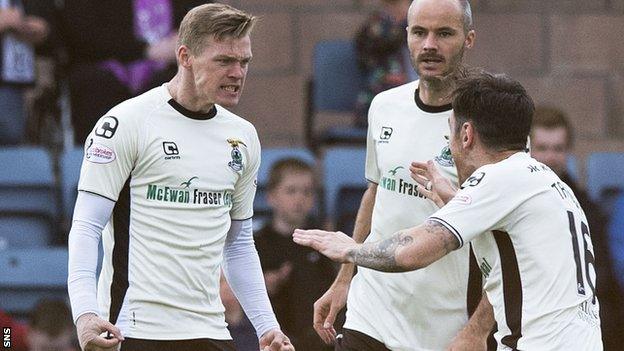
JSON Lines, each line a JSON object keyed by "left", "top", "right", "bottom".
{"left": 215, "top": 96, "right": 240, "bottom": 108}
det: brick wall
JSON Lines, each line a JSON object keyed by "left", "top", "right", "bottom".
{"left": 225, "top": 0, "right": 624, "bottom": 169}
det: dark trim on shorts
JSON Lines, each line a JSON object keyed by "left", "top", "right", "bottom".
{"left": 121, "top": 337, "right": 236, "bottom": 351}
{"left": 109, "top": 178, "right": 131, "bottom": 325}
{"left": 493, "top": 230, "right": 522, "bottom": 350}
{"left": 335, "top": 329, "right": 390, "bottom": 351}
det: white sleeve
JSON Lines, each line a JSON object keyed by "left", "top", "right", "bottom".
{"left": 365, "top": 97, "right": 381, "bottom": 183}
{"left": 222, "top": 218, "right": 279, "bottom": 338}
{"left": 67, "top": 191, "right": 115, "bottom": 323}
{"left": 429, "top": 168, "right": 516, "bottom": 247}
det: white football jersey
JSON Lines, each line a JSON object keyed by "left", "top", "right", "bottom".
{"left": 430, "top": 152, "right": 602, "bottom": 350}
{"left": 78, "top": 85, "right": 260, "bottom": 340}
{"left": 345, "top": 81, "right": 480, "bottom": 350}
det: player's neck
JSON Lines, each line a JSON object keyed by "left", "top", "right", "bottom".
{"left": 418, "top": 79, "right": 454, "bottom": 106}
{"left": 461, "top": 148, "right": 521, "bottom": 181}
{"left": 167, "top": 75, "right": 215, "bottom": 114}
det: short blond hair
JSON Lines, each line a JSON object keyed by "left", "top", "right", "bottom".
{"left": 178, "top": 3, "right": 257, "bottom": 55}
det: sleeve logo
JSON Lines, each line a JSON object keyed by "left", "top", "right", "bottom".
{"left": 94, "top": 116, "right": 119, "bottom": 139}
{"left": 461, "top": 172, "right": 485, "bottom": 188}
{"left": 86, "top": 139, "right": 116, "bottom": 164}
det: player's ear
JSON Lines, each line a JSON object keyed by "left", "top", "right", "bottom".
{"left": 177, "top": 45, "right": 193, "bottom": 68}
{"left": 462, "top": 122, "right": 474, "bottom": 148}
{"left": 464, "top": 29, "right": 475, "bottom": 49}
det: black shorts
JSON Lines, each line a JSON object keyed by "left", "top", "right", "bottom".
{"left": 120, "top": 337, "right": 236, "bottom": 351}
{"left": 334, "top": 329, "right": 390, "bottom": 351}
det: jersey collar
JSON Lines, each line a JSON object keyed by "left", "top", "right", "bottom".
{"left": 168, "top": 99, "right": 217, "bottom": 120}
{"left": 414, "top": 88, "right": 453, "bottom": 113}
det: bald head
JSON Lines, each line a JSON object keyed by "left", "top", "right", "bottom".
{"left": 409, "top": 0, "right": 473, "bottom": 33}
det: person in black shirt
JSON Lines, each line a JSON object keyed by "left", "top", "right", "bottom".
{"left": 255, "top": 158, "right": 336, "bottom": 351}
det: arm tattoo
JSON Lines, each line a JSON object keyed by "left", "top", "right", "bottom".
{"left": 423, "top": 220, "right": 460, "bottom": 254}
{"left": 346, "top": 230, "right": 414, "bottom": 272}
{"left": 346, "top": 221, "right": 459, "bottom": 272}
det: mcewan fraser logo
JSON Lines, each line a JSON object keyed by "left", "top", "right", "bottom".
{"left": 146, "top": 177, "right": 232, "bottom": 206}
{"left": 378, "top": 165, "right": 426, "bottom": 199}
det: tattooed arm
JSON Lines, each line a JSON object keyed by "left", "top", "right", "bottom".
{"left": 293, "top": 220, "right": 460, "bottom": 272}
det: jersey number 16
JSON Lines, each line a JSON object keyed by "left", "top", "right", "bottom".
{"left": 567, "top": 211, "right": 596, "bottom": 304}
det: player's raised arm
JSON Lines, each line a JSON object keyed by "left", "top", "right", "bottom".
{"left": 293, "top": 219, "right": 459, "bottom": 272}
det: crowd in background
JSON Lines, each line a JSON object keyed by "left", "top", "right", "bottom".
{"left": 1, "top": 0, "right": 624, "bottom": 350}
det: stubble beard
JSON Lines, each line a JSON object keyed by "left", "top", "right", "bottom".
{"left": 414, "top": 46, "right": 467, "bottom": 94}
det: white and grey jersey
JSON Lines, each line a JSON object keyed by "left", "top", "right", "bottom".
{"left": 77, "top": 85, "right": 260, "bottom": 340}
{"left": 431, "top": 152, "right": 602, "bottom": 350}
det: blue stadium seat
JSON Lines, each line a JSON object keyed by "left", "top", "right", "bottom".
{"left": 254, "top": 148, "right": 317, "bottom": 222}
{"left": 305, "top": 40, "right": 366, "bottom": 150}
{"left": 566, "top": 155, "right": 579, "bottom": 183}
{"left": 0, "top": 248, "right": 68, "bottom": 315}
{"left": 586, "top": 152, "right": 624, "bottom": 203}
{"left": 60, "top": 147, "right": 84, "bottom": 219}
{"left": 608, "top": 194, "right": 624, "bottom": 290}
{"left": 323, "top": 147, "right": 367, "bottom": 229}
{"left": 0, "top": 147, "right": 57, "bottom": 248}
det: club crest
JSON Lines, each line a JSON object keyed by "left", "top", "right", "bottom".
{"left": 435, "top": 145, "right": 454, "bottom": 167}
{"left": 227, "top": 138, "right": 247, "bottom": 172}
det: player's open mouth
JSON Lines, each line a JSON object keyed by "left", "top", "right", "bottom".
{"left": 222, "top": 85, "right": 239, "bottom": 92}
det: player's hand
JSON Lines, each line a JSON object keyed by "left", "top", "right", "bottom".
{"left": 410, "top": 160, "right": 458, "bottom": 207}
{"left": 76, "top": 313, "right": 124, "bottom": 351}
{"left": 259, "top": 329, "right": 295, "bottom": 351}
{"left": 312, "top": 279, "right": 349, "bottom": 344}
{"left": 446, "top": 332, "right": 487, "bottom": 351}
{"left": 293, "top": 229, "right": 356, "bottom": 263}
{"left": 264, "top": 262, "right": 293, "bottom": 296}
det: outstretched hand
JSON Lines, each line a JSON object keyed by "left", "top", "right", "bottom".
{"left": 292, "top": 229, "right": 356, "bottom": 263}
{"left": 410, "top": 160, "right": 458, "bottom": 207}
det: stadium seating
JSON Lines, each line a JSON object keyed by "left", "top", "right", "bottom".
{"left": 305, "top": 40, "right": 366, "bottom": 151}
{"left": 586, "top": 152, "right": 624, "bottom": 212}
{"left": 60, "top": 147, "right": 84, "bottom": 220}
{"left": 323, "top": 147, "right": 367, "bottom": 232}
{"left": 0, "top": 248, "right": 68, "bottom": 316}
{"left": 0, "top": 147, "right": 57, "bottom": 248}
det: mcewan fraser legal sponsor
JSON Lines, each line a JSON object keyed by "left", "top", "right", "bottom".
{"left": 146, "top": 184, "right": 232, "bottom": 206}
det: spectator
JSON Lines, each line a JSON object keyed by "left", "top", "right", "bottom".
{"left": 353, "top": 0, "right": 415, "bottom": 128}
{"left": 530, "top": 106, "right": 624, "bottom": 351}
{"left": 56, "top": 0, "right": 208, "bottom": 144}
{"left": 254, "top": 158, "right": 336, "bottom": 350}
{"left": 27, "top": 298, "right": 78, "bottom": 351}
{"left": 220, "top": 273, "right": 260, "bottom": 351}
{"left": 0, "top": 0, "right": 49, "bottom": 145}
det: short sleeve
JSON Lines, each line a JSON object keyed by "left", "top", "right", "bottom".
{"left": 428, "top": 169, "right": 514, "bottom": 248}
{"left": 230, "top": 128, "right": 260, "bottom": 220}
{"left": 365, "top": 99, "right": 381, "bottom": 183}
{"left": 78, "top": 114, "right": 138, "bottom": 201}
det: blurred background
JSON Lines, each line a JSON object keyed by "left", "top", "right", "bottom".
{"left": 1, "top": 0, "right": 624, "bottom": 350}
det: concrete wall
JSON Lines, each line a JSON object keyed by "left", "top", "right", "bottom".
{"left": 225, "top": 0, "right": 624, "bottom": 170}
